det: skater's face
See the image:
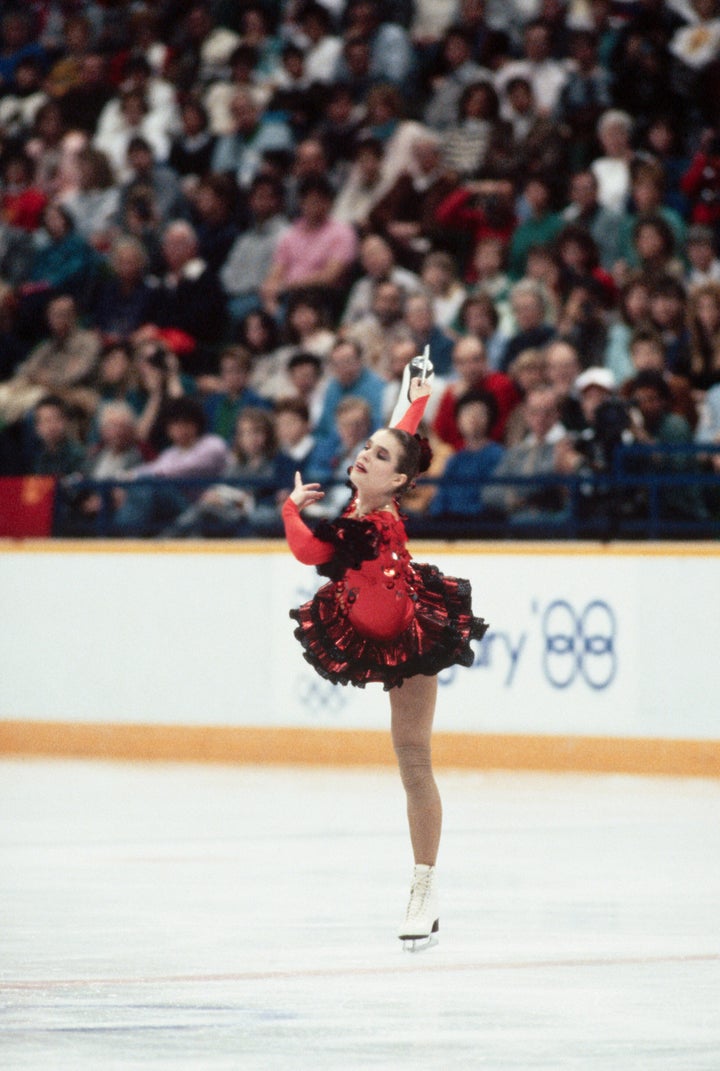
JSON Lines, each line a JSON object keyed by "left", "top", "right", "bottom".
{"left": 351, "top": 429, "right": 407, "bottom": 496}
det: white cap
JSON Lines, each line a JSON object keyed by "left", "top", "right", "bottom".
{"left": 575, "top": 367, "right": 616, "bottom": 393}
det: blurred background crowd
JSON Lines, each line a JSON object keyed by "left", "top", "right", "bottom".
{"left": 1, "top": 0, "right": 720, "bottom": 536}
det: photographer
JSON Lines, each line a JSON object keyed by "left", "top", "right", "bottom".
{"left": 554, "top": 366, "right": 643, "bottom": 528}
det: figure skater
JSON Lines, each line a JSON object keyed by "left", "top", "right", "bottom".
{"left": 282, "top": 365, "right": 488, "bottom": 950}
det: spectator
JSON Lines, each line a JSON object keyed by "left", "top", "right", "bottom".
{"left": 500, "top": 280, "right": 556, "bottom": 372}
{"left": 504, "top": 347, "right": 550, "bottom": 446}
{"left": 420, "top": 250, "right": 467, "bottom": 330}
{"left": 203, "top": 43, "right": 266, "bottom": 137}
{"left": 260, "top": 175, "right": 358, "bottom": 319}
{"left": 627, "top": 368, "right": 709, "bottom": 521}
{"left": 554, "top": 30, "right": 612, "bottom": 171}
{"left": 202, "top": 345, "right": 271, "bottom": 443}
{"left": 341, "top": 233, "right": 421, "bottom": 325}
{"left": 332, "top": 137, "right": 386, "bottom": 230}
{"left": 0, "top": 152, "right": 48, "bottom": 232}
{"left": 619, "top": 327, "right": 698, "bottom": 430}
{"left": 165, "top": 406, "right": 295, "bottom": 537}
{"left": 28, "top": 394, "right": 86, "bottom": 477}
{"left": 430, "top": 390, "right": 504, "bottom": 517}
{"left": 646, "top": 275, "right": 691, "bottom": 376}
{"left": 337, "top": 0, "right": 414, "bottom": 91}
{"left": 44, "top": 13, "right": 93, "bottom": 100}
{"left": 481, "top": 384, "right": 567, "bottom": 521}
{"left": 369, "top": 129, "right": 457, "bottom": 272}
{"left": 94, "top": 88, "right": 172, "bottom": 180}
{"left": 455, "top": 292, "right": 508, "bottom": 372}
{"left": 590, "top": 110, "right": 635, "bottom": 214}
{"left": 294, "top": 3, "right": 343, "bottom": 86}
{"left": 315, "top": 81, "right": 363, "bottom": 174}
{"left": 210, "top": 87, "right": 294, "bottom": 189}
{"left": 400, "top": 292, "right": 455, "bottom": 376}
{"left": 284, "top": 350, "right": 328, "bottom": 429}
{"left": 626, "top": 162, "right": 687, "bottom": 252}
{"left": 0, "top": 219, "right": 34, "bottom": 286}
{"left": 0, "top": 294, "right": 100, "bottom": 432}
{"left": 423, "top": 24, "right": 493, "bottom": 131}
{"left": 466, "top": 236, "right": 512, "bottom": 306}
{"left": 94, "top": 54, "right": 179, "bottom": 158}
{"left": 314, "top": 337, "right": 385, "bottom": 444}
{"left": 188, "top": 172, "right": 239, "bottom": 274}
{"left": 61, "top": 401, "right": 145, "bottom": 535}
{"left": 561, "top": 169, "right": 625, "bottom": 271}
{"left": 113, "top": 136, "right": 188, "bottom": 231}
{"left": 145, "top": 219, "right": 228, "bottom": 372}
{"left": 221, "top": 175, "right": 289, "bottom": 324}
{"left": 508, "top": 176, "right": 564, "bottom": 280}
{"left": 554, "top": 365, "right": 641, "bottom": 526}
{"left": 305, "top": 395, "right": 375, "bottom": 515}
{"left": 440, "top": 81, "right": 511, "bottom": 180}
{"left": 0, "top": 55, "right": 48, "bottom": 138}
{"left": 57, "top": 52, "right": 115, "bottom": 138}
{"left": 91, "top": 236, "right": 154, "bottom": 340}
{"left": 61, "top": 146, "right": 119, "bottom": 249}
{"left": 92, "top": 340, "right": 144, "bottom": 423}
{"left": 24, "top": 99, "right": 80, "bottom": 202}
{"left": 545, "top": 339, "right": 586, "bottom": 433}
{"left": 168, "top": 99, "right": 217, "bottom": 185}
{"left": 687, "top": 281, "right": 720, "bottom": 389}
{"left": 273, "top": 397, "right": 318, "bottom": 472}
{"left": 495, "top": 19, "right": 568, "bottom": 115}
{"left": 496, "top": 75, "right": 565, "bottom": 184}
{"left": 345, "top": 279, "right": 407, "bottom": 373}
{"left": 604, "top": 275, "right": 653, "bottom": 385}
{"left": 283, "top": 137, "right": 335, "bottom": 220}
{"left": 433, "top": 334, "right": 520, "bottom": 448}
{"left": 111, "top": 396, "right": 231, "bottom": 537}
{"left": 685, "top": 224, "right": 720, "bottom": 287}
{"left": 18, "top": 203, "right": 101, "bottom": 332}
{"left": 132, "top": 341, "right": 187, "bottom": 456}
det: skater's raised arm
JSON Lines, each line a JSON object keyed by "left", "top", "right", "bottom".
{"left": 393, "top": 377, "right": 432, "bottom": 435}
{"left": 282, "top": 472, "right": 335, "bottom": 565}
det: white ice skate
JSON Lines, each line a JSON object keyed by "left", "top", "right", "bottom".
{"left": 398, "top": 863, "right": 439, "bottom": 951}
{"left": 389, "top": 345, "right": 434, "bottom": 427}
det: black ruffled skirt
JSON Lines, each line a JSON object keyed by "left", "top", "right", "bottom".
{"left": 289, "top": 562, "right": 488, "bottom": 691}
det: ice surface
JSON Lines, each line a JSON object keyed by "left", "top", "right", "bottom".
{"left": 1, "top": 760, "right": 719, "bottom": 1070}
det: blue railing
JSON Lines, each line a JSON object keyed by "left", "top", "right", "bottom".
{"left": 50, "top": 444, "right": 720, "bottom": 541}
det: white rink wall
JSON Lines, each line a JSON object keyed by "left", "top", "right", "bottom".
{"left": 0, "top": 542, "right": 718, "bottom": 743}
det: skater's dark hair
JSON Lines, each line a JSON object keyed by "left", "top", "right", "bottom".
{"left": 388, "top": 428, "right": 433, "bottom": 495}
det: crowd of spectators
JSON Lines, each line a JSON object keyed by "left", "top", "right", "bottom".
{"left": 1, "top": 0, "right": 720, "bottom": 537}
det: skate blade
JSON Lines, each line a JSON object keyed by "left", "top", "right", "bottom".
{"left": 401, "top": 933, "right": 439, "bottom": 952}
{"left": 399, "top": 920, "right": 439, "bottom": 952}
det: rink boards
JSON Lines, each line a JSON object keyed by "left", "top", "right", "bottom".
{"left": 0, "top": 539, "right": 718, "bottom": 777}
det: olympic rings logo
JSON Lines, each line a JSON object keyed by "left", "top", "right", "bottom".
{"left": 541, "top": 599, "right": 617, "bottom": 690}
{"left": 298, "top": 676, "right": 347, "bottom": 716}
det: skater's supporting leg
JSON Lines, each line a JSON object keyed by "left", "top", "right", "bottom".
{"left": 390, "top": 674, "right": 441, "bottom": 866}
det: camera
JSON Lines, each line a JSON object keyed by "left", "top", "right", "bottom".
{"left": 593, "top": 397, "right": 631, "bottom": 445}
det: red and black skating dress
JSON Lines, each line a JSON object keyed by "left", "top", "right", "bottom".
{"left": 282, "top": 397, "right": 488, "bottom": 691}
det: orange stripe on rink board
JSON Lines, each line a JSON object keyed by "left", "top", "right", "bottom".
{"left": 0, "top": 722, "right": 718, "bottom": 778}
{"left": 2, "top": 539, "right": 720, "bottom": 557}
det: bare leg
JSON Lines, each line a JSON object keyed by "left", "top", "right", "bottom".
{"left": 389, "top": 674, "right": 441, "bottom": 866}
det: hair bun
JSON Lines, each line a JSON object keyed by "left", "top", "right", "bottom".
{"left": 415, "top": 434, "right": 433, "bottom": 474}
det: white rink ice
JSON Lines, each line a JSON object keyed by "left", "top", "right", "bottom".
{"left": 1, "top": 759, "right": 719, "bottom": 1071}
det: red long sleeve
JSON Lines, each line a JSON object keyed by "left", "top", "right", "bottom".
{"left": 394, "top": 394, "right": 429, "bottom": 435}
{"left": 282, "top": 498, "right": 334, "bottom": 565}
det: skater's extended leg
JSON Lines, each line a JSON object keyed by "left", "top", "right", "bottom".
{"left": 390, "top": 673, "right": 441, "bottom": 866}
{"left": 391, "top": 673, "right": 441, "bottom": 947}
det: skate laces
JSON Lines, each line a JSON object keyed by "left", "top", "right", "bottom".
{"left": 406, "top": 868, "right": 433, "bottom": 919}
